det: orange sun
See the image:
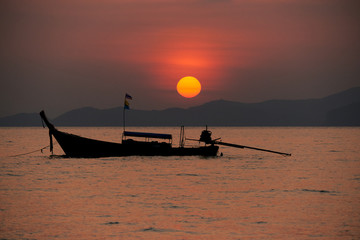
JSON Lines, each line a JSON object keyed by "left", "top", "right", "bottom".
{"left": 176, "top": 76, "right": 201, "bottom": 98}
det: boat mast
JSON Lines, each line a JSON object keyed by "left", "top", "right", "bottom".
{"left": 123, "top": 107, "right": 125, "bottom": 132}
{"left": 123, "top": 93, "right": 132, "bottom": 132}
{"left": 179, "top": 126, "right": 185, "bottom": 147}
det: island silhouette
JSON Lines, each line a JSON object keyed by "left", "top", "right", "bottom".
{"left": 1, "top": 87, "right": 359, "bottom": 127}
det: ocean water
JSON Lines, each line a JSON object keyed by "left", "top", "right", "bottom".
{"left": 0, "top": 127, "right": 359, "bottom": 239}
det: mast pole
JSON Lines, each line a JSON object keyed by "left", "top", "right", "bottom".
{"left": 123, "top": 93, "right": 132, "bottom": 133}
{"left": 123, "top": 95, "right": 126, "bottom": 132}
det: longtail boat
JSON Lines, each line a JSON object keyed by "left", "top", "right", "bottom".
{"left": 40, "top": 111, "right": 291, "bottom": 158}
{"left": 40, "top": 111, "right": 219, "bottom": 157}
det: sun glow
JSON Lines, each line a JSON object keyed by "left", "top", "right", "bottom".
{"left": 177, "top": 76, "right": 201, "bottom": 98}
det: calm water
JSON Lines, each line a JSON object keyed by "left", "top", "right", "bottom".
{"left": 0, "top": 127, "right": 359, "bottom": 239}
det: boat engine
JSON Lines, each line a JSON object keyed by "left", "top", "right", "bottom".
{"left": 200, "top": 129, "right": 213, "bottom": 144}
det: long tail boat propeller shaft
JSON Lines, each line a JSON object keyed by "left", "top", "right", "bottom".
{"left": 188, "top": 127, "right": 291, "bottom": 157}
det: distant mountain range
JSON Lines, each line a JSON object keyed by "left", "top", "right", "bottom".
{"left": 1, "top": 87, "right": 359, "bottom": 126}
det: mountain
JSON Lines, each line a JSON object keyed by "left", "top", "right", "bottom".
{"left": 1, "top": 87, "right": 360, "bottom": 126}
{"left": 326, "top": 101, "right": 360, "bottom": 126}
{"left": 0, "top": 113, "right": 42, "bottom": 127}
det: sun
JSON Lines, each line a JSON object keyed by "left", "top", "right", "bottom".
{"left": 177, "top": 76, "right": 201, "bottom": 98}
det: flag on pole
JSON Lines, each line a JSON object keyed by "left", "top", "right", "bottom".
{"left": 125, "top": 93, "right": 133, "bottom": 100}
{"left": 124, "top": 93, "right": 132, "bottom": 110}
{"left": 124, "top": 99, "right": 130, "bottom": 109}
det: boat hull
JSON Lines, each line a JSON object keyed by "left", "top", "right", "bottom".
{"left": 52, "top": 129, "right": 219, "bottom": 158}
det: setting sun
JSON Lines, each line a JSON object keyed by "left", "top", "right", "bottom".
{"left": 177, "top": 76, "right": 201, "bottom": 98}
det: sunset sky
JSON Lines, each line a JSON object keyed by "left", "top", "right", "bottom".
{"left": 1, "top": 0, "right": 359, "bottom": 117}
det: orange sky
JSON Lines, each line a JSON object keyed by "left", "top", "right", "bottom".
{"left": 0, "top": 0, "right": 359, "bottom": 117}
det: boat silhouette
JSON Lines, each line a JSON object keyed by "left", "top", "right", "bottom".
{"left": 40, "top": 111, "right": 290, "bottom": 158}
{"left": 40, "top": 111, "right": 219, "bottom": 157}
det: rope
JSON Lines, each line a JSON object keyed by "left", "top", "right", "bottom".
{"left": 8, "top": 144, "right": 52, "bottom": 157}
{"left": 6, "top": 117, "right": 58, "bottom": 158}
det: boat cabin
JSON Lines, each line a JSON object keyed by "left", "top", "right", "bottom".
{"left": 122, "top": 131, "right": 172, "bottom": 145}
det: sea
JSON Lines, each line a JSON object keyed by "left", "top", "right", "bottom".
{"left": 0, "top": 127, "right": 359, "bottom": 239}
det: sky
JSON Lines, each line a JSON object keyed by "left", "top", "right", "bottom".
{"left": 1, "top": 0, "right": 359, "bottom": 118}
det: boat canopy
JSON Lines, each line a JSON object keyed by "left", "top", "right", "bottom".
{"left": 123, "top": 131, "right": 172, "bottom": 140}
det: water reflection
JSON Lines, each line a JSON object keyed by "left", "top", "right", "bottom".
{"left": 0, "top": 127, "right": 359, "bottom": 239}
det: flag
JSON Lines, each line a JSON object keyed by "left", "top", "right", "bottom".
{"left": 124, "top": 93, "right": 132, "bottom": 110}
{"left": 124, "top": 99, "right": 130, "bottom": 110}
{"left": 125, "top": 93, "right": 133, "bottom": 100}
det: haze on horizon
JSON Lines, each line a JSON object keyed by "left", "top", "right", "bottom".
{"left": 1, "top": 0, "right": 359, "bottom": 118}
